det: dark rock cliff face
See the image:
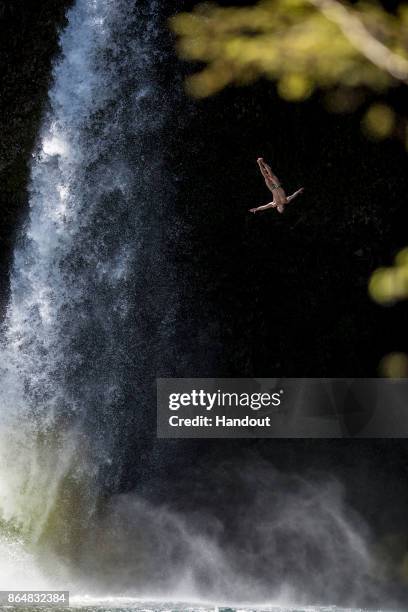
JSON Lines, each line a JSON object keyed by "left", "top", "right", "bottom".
{"left": 0, "top": 0, "right": 73, "bottom": 307}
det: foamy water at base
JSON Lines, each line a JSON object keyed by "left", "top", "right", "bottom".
{"left": 1, "top": 600, "right": 388, "bottom": 612}
{"left": 0, "top": 605, "right": 387, "bottom": 612}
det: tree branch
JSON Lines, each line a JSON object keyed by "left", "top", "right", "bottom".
{"left": 309, "top": 0, "right": 408, "bottom": 83}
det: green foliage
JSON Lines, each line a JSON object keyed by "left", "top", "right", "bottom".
{"left": 379, "top": 352, "right": 408, "bottom": 377}
{"left": 362, "top": 103, "right": 396, "bottom": 139}
{"left": 368, "top": 247, "right": 408, "bottom": 376}
{"left": 170, "top": 0, "right": 408, "bottom": 142}
{"left": 370, "top": 247, "right": 408, "bottom": 305}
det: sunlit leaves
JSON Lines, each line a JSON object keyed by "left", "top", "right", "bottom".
{"left": 170, "top": 0, "right": 407, "bottom": 100}
{"left": 369, "top": 247, "right": 408, "bottom": 305}
{"left": 277, "top": 73, "right": 313, "bottom": 100}
{"left": 170, "top": 0, "right": 408, "bottom": 151}
{"left": 362, "top": 103, "right": 396, "bottom": 139}
{"left": 379, "top": 352, "right": 408, "bottom": 378}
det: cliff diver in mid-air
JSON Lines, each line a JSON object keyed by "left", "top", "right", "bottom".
{"left": 249, "top": 157, "right": 304, "bottom": 214}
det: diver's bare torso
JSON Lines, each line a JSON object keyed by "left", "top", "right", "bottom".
{"left": 249, "top": 158, "right": 303, "bottom": 214}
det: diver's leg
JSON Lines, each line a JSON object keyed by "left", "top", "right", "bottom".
{"left": 257, "top": 158, "right": 280, "bottom": 184}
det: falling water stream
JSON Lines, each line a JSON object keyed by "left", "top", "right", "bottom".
{"left": 0, "top": 0, "right": 169, "bottom": 585}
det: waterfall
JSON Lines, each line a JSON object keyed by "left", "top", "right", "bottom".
{"left": 0, "top": 0, "right": 169, "bottom": 554}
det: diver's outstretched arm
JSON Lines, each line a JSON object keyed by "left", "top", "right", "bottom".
{"left": 249, "top": 187, "right": 304, "bottom": 214}
{"left": 249, "top": 201, "right": 276, "bottom": 214}
{"left": 286, "top": 187, "right": 304, "bottom": 203}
